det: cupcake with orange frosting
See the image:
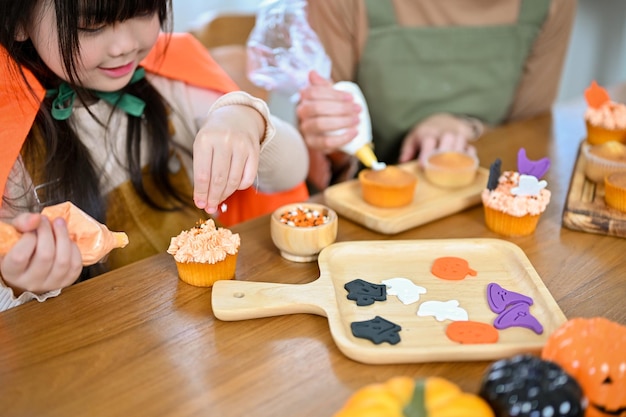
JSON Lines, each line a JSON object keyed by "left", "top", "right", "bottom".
{"left": 481, "top": 149, "right": 551, "bottom": 236}
{"left": 167, "top": 219, "right": 240, "bottom": 287}
{"left": 584, "top": 80, "right": 626, "bottom": 145}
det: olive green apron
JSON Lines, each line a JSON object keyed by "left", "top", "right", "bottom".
{"left": 357, "top": 0, "right": 550, "bottom": 164}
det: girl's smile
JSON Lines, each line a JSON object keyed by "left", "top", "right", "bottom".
{"left": 99, "top": 62, "right": 136, "bottom": 79}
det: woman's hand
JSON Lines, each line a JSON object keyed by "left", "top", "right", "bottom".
{"left": 193, "top": 104, "right": 264, "bottom": 214}
{"left": 1, "top": 213, "right": 82, "bottom": 295}
{"left": 400, "top": 113, "right": 482, "bottom": 166}
{"left": 296, "top": 71, "right": 362, "bottom": 153}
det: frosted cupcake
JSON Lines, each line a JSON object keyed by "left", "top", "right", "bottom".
{"left": 584, "top": 81, "right": 626, "bottom": 145}
{"left": 481, "top": 149, "right": 551, "bottom": 237}
{"left": 167, "top": 219, "right": 240, "bottom": 287}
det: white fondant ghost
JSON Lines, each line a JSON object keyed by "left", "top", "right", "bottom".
{"left": 511, "top": 174, "right": 547, "bottom": 196}
{"left": 417, "top": 300, "right": 469, "bottom": 322}
{"left": 381, "top": 277, "right": 427, "bottom": 305}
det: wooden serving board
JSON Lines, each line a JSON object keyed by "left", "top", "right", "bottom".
{"left": 212, "top": 239, "right": 566, "bottom": 364}
{"left": 562, "top": 140, "right": 626, "bottom": 238}
{"left": 323, "top": 162, "right": 488, "bottom": 235}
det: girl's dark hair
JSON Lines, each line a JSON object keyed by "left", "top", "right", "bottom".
{"left": 1, "top": 0, "right": 190, "bottom": 280}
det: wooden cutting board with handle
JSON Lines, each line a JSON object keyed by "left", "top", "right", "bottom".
{"left": 212, "top": 239, "right": 566, "bottom": 364}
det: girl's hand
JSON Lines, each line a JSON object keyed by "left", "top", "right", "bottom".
{"left": 399, "top": 113, "right": 482, "bottom": 166}
{"left": 193, "top": 104, "right": 264, "bottom": 214}
{"left": 296, "top": 71, "right": 362, "bottom": 153}
{"left": 0, "top": 213, "right": 82, "bottom": 295}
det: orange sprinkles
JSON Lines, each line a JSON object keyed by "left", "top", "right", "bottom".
{"left": 279, "top": 206, "right": 330, "bottom": 228}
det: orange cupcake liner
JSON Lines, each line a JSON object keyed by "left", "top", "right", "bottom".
{"left": 604, "top": 174, "right": 626, "bottom": 213}
{"left": 175, "top": 253, "right": 238, "bottom": 287}
{"left": 586, "top": 121, "right": 626, "bottom": 145}
{"left": 483, "top": 206, "right": 541, "bottom": 237}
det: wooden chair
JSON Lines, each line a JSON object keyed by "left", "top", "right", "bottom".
{"left": 190, "top": 12, "right": 269, "bottom": 101}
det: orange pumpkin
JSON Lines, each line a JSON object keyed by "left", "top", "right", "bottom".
{"left": 542, "top": 317, "right": 626, "bottom": 417}
{"left": 334, "top": 376, "right": 494, "bottom": 417}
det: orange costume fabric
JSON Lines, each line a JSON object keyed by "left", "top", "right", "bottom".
{"left": 0, "top": 33, "right": 308, "bottom": 226}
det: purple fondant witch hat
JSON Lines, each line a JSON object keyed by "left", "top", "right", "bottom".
{"left": 487, "top": 282, "right": 533, "bottom": 313}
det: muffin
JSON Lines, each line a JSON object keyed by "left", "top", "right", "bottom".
{"left": 358, "top": 165, "right": 418, "bottom": 208}
{"left": 604, "top": 172, "right": 626, "bottom": 212}
{"left": 584, "top": 81, "right": 626, "bottom": 145}
{"left": 423, "top": 150, "right": 479, "bottom": 188}
{"left": 482, "top": 166, "right": 551, "bottom": 237}
{"left": 582, "top": 141, "right": 626, "bottom": 183}
{"left": 167, "top": 219, "right": 240, "bottom": 287}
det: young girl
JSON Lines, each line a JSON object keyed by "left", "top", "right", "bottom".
{"left": 0, "top": 0, "right": 309, "bottom": 310}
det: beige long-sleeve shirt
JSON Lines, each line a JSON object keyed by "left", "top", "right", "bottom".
{"left": 0, "top": 74, "right": 308, "bottom": 311}
{"left": 307, "top": 0, "right": 576, "bottom": 122}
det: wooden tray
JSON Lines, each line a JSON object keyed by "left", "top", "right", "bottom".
{"left": 323, "top": 162, "right": 488, "bottom": 234}
{"left": 212, "top": 239, "right": 566, "bottom": 364}
{"left": 562, "top": 140, "right": 626, "bottom": 238}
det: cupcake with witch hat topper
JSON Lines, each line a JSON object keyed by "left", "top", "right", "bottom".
{"left": 481, "top": 149, "right": 551, "bottom": 237}
{"left": 584, "top": 80, "right": 626, "bottom": 145}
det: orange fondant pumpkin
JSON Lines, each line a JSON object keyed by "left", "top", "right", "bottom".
{"left": 334, "top": 376, "right": 494, "bottom": 417}
{"left": 542, "top": 317, "right": 626, "bottom": 417}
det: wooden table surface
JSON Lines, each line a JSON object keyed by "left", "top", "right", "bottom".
{"left": 1, "top": 106, "right": 625, "bottom": 417}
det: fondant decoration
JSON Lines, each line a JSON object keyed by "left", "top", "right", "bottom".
{"left": 334, "top": 376, "right": 495, "bottom": 417}
{"left": 585, "top": 80, "right": 611, "bottom": 109}
{"left": 542, "top": 317, "right": 626, "bottom": 417}
{"left": 480, "top": 354, "right": 585, "bottom": 417}
{"left": 417, "top": 300, "right": 468, "bottom": 322}
{"left": 431, "top": 257, "right": 477, "bottom": 281}
{"left": 381, "top": 277, "right": 426, "bottom": 305}
{"left": 493, "top": 302, "right": 543, "bottom": 334}
{"left": 350, "top": 316, "right": 401, "bottom": 345}
{"left": 344, "top": 279, "right": 386, "bottom": 306}
{"left": 487, "top": 158, "right": 502, "bottom": 191}
{"left": 510, "top": 174, "right": 547, "bottom": 197}
{"left": 487, "top": 282, "right": 533, "bottom": 314}
{"left": 517, "top": 147, "right": 551, "bottom": 179}
{"left": 445, "top": 321, "right": 499, "bottom": 344}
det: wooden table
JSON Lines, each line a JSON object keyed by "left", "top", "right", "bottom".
{"left": 1, "top": 107, "right": 625, "bottom": 417}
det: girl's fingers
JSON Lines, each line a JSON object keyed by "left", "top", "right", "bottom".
{"left": 193, "top": 143, "right": 215, "bottom": 210}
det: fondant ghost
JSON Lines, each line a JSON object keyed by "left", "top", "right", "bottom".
{"left": 417, "top": 300, "right": 469, "bottom": 322}
{"left": 511, "top": 174, "right": 547, "bottom": 196}
{"left": 381, "top": 277, "right": 427, "bottom": 305}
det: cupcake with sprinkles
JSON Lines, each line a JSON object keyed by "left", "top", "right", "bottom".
{"left": 167, "top": 219, "right": 240, "bottom": 287}
{"left": 481, "top": 148, "right": 551, "bottom": 237}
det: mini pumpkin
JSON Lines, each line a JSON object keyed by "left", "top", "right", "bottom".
{"left": 334, "top": 376, "right": 494, "bottom": 417}
{"left": 542, "top": 317, "right": 626, "bottom": 417}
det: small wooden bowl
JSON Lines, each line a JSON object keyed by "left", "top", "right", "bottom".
{"left": 270, "top": 203, "right": 338, "bottom": 262}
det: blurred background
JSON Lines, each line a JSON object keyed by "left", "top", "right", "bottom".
{"left": 172, "top": 0, "right": 626, "bottom": 107}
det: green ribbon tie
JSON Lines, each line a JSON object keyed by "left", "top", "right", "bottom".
{"left": 46, "top": 67, "right": 146, "bottom": 120}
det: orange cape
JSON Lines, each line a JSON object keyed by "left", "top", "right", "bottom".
{"left": 0, "top": 33, "right": 307, "bottom": 225}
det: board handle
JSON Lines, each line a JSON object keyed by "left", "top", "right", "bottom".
{"left": 211, "top": 278, "right": 334, "bottom": 321}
